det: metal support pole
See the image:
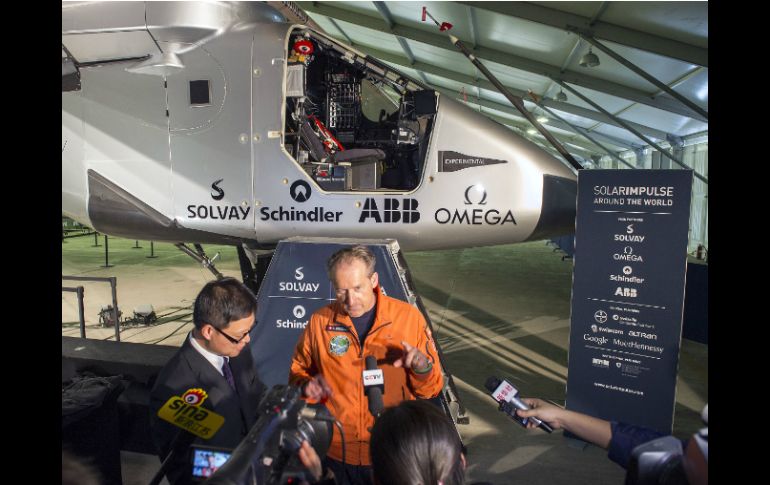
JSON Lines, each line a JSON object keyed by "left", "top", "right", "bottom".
{"left": 579, "top": 34, "right": 708, "bottom": 121}
{"left": 110, "top": 277, "right": 120, "bottom": 342}
{"left": 421, "top": 7, "right": 581, "bottom": 170}
{"left": 63, "top": 276, "right": 123, "bottom": 340}
{"left": 102, "top": 235, "right": 113, "bottom": 268}
{"left": 147, "top": 241, "right": 158, "bottom": 258}
{"left": 554, "top": 80, "right": 708, "bottom": 184}
{"left": 450, "top": 34, "right": 582, "bottom": 170}
{"left": 536, "top": 103, "right": 636, "bottom": 170}
{"left": 92, "top": 231, "right": 101, "bottom": 247}
{"left": 133, "top": 240, "right": 142, "bottom": 249}
{"left": 77, "top": 286, "right": 86, "bottom": 338}
{"left": 62, "top": 286, "right": 88, "bottom": 338}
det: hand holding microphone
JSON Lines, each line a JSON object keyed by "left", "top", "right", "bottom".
{"left": 514, "top": 398, "right": 570, "bottom": 431}
{"left": 484, "top": 376, "right": 554, "bottom": 433}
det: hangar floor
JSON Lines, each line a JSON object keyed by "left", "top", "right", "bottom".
{"left": 62, "top": 235, "right": 708, "bottom": 485}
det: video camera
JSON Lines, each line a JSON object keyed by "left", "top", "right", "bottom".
{"left": 204, "top": 384, "right": 334, "bottom": 485}
{"left": 625, "top": 405, "right": 708, "bottom": 485}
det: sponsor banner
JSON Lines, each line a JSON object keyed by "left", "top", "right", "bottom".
{"left": 250, "top": 240, "right": 410, "bottom": 388}
{"left": 433, "top": 184, "right": 517, "bottom": 226}
{"left": 359, "top": 198, "right": 420, "bottom": 223}
{"left": 185, "top": 178, "right": 252, "bottom": 221}
{"left": 438, "top": 150, "right": 507, "bottom": 172}
{"left": 566, "top": 170, "right": 692, "bottom": 434}
{"left": 188, "top": 205, "right": 250, "bottom": 220}
{"left": 260, "top": 179, "right": 343, "bottom": 223}
{"left": 259, "top": 206, "right": 342, "bottom": 222}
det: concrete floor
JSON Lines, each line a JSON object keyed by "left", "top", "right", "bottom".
{"left": 62, "top": 235, "right": 708, "bottom": 485}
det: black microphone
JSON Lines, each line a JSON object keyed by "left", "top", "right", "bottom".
{"left": 363, "top": 356, "right": 385, "bottom": 418}
{"left": 484, "top": 376, "right": 553, "bottom": 433}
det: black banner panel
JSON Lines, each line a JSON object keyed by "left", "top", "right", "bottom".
{"left": 565, "top": 170, "right": 693, "bottom": 434}
{"left": 249, "top": 237, "right": 408, "bottom": 388}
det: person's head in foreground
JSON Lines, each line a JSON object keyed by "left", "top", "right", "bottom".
{"left": 370, "top": 399, "right": 465, "bottom": 485}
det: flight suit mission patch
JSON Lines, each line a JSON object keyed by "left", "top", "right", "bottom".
{"left": 329, "top": 335, "right": 350, "bottom": 356}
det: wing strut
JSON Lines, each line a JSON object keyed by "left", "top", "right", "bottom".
{"left": 175, "top": 243, "right": 224, "bottom": 280}
{"left": 421, "top": 7, "right": 583, "bottom": 171}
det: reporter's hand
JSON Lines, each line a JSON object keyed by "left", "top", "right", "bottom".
{"left": 516, "top": 398, "right": 613, "bottom": 448}
{"left": 303, "top": 375, "right": 333, "bottom": 401}
{"left": 516, "top": 398, "right": 567, "bottom": 430}
{"left": 298, "top": 441, "right": 323, "bottom": 482}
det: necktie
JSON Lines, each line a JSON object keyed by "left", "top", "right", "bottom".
{"left": 221, "top": 358, "right": 237, "bottom": 391}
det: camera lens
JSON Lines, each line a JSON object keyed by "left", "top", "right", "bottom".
{"left": 279, "top": 402, "right": 333, "bottom": 455}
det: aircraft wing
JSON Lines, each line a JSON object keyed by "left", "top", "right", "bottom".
{"left": 62, "top": 1, "right": 293, "bottom": 82}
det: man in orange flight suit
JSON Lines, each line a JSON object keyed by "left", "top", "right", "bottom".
{"left": 289, "top": 245, "right": 444, "bottom": 485}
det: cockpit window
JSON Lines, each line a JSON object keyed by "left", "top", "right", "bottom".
{"left": 283, "top": 29, "right": 436, "bottom": 192}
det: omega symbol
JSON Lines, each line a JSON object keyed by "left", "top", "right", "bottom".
{"left": 463, "top": 185, "right": 488, "bottom": 205}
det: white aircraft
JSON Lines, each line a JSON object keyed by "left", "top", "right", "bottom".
{"left": 62, "top": 1, "right": 577, "bottom": 279}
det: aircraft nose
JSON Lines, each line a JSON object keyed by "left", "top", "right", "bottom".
{"left": 429, "top": 95, "right": 579, "bottom": 245}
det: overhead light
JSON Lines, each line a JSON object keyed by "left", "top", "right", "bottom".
{"left": 536, "top": 115, "right": 548, "bottom": 123}
{"left": 526, "top": 128, "right": 537, "bottom": 135}
{"left": 579, "top": 47, "right": 600, "bottom": 68}
{"left": 555, "top": 89, "right": 568, "bottom": 102}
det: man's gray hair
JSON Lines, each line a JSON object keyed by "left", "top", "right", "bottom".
{"left": 327, "top": 245, "right": 376, "bottom": 279}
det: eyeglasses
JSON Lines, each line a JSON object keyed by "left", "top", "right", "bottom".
{"left": 212, "top": 322, "right": 255, "bottom": 344}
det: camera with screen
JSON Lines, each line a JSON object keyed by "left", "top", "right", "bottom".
{"left": 204, "top": 384, "right": 334, "bottom": 485}
{"left": 191, "top": 446, "right": 232, "bottom": 480}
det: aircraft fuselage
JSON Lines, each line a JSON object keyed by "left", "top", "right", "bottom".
{"left": 62, "top": 2, "right": 576, "bottom": 251}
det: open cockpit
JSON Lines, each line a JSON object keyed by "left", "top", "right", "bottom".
{"left": 282, "top": 28, "right": 437, "bottom": 193}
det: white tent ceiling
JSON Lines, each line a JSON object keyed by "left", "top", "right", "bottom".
{"left": 297, "top": 1, "right": 708, "bottom": 166}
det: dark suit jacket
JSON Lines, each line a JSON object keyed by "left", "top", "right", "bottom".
{"left": 149, "top": 338, "right": 265, "bottom": 485}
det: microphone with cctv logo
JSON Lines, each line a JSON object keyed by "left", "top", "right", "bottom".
{"left": 484, "top": 376, "right": 553, "bottom": 433}
{"left": 363, "top": 356, "right": 385, "bottom": 418}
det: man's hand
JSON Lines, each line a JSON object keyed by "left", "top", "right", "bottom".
{"left": 302, "top": 374, "right": 333, "bottom": 401}
{"left": 393, "top": 341, "right": 431, "bottom": 373}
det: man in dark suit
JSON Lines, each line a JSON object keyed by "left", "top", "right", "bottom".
{"left": 150, "top": 278, "right": 265, "bottom": 485}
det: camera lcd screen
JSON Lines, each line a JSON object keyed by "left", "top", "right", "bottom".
{"left": 191, "top": 446, "right": 232, "bottom": 479}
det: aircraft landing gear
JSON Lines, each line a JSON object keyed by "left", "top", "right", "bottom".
{"left": 237, "top": 245, "right": 274, "bottom": 295}
{"left": 175, "top": 243, "right": 224, "bottom": 280}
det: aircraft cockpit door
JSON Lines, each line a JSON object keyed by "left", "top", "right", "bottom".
{"left": 166, "top": 30, "right": 256, "bottom": 241}
{"left": 250, "top": 24, "right": 300, "bottom": 243}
